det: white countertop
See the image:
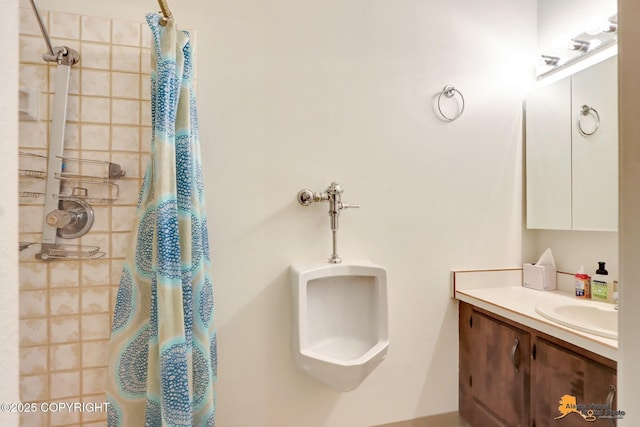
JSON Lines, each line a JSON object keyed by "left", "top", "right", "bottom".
{"left": 455, "top": 286, "right": 618, "bottom": 362}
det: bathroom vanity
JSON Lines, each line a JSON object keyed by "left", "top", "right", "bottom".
{"left": 459, "top": 301, "right": 617, "bottom": 427}
{"left": 453, "top": 270, "right": 619, "bottom": 427}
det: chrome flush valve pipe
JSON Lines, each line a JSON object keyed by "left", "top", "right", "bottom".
{"left": 297, "top": 182, "right": 359, "bottom": 264}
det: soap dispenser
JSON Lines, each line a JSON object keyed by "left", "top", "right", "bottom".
{"left": 591, "top": 262, "right": 614, "bottom": 302}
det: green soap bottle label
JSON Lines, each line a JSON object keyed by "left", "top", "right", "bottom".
{"left": 592, "top": 280, "right": 608, "bottom": 300}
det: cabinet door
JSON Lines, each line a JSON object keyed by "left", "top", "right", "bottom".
{"left": 526, "top": 77, "right": 572, "bottom": 230}
{"left": 532, "top": 338, "right": 617, "bottom": 427}
{"left": 470, "top": 312, "right": 530, "bottom": 427}
{"left": 571, "top": 56, "right": 618, "bottom": 231}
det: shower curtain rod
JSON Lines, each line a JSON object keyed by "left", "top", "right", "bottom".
{"left": 157, "top": 0, "right": 173, "bottom": 25}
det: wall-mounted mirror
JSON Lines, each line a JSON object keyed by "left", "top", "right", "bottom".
{"left": 525, "top": 0, "right": 618, "bottom": 231}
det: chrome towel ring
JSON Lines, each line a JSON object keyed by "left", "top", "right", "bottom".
{"left": 437, "top": 85, "right": 465, "bottom": 122}
{"left": 577, "top": 104, "right": 600, "bottom": 136}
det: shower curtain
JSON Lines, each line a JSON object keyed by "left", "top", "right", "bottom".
{"left": 107, "top": 13, "right": 216, "bottom": 427}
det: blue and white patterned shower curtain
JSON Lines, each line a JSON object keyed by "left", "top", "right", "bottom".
{"left": 107, "top": 13, "right": 216, "bottom": 427}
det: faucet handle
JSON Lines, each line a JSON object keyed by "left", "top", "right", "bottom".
{"left": 339, "top": 203, "right": 360, "bottom": 209}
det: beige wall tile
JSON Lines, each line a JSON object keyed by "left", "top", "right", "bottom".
{"left": 81, "top": 97, "right": 110, "bottom": 124}
{"left": 50, "top": 343, "right": 81, "bottom": 371}
{"left": 111, "top": 260, "right": 125, "bottom": 283}
{"left": 19, "top": 319, "right": 48, "bottom": 346}
{"left": 20, "top": 374, "right": 48, "bottom": 402}
{"left": 81, "top": 124, "right": 110, "bottom": 151}
{"left": 141, "top": 25, "right": 152, "bottom": 49}
{"left": 81, "top": 340, "right": 109, "bottom": 368}
{"left": 81, "top": 313, "right": 111, "bottom": 340}
{"left": 111, "top": 125, "right": 140, "bottom": 152}
{"left": 49, "top": 398, "right": 81, "bottom": 426}
{"left": 65, "top": 94, "right": 80, "bottom": 123}
{"left": 141, "top": 127, "right": 152, "bottom": 153}
{"left": 50, "top": 316, "right": 80, "bottom": 344}
{"left": 111, "top": 72, "right": 140, "bottom": 99}
{"left": 50, "top": 371, "right": 81, "bottom": 398}
{"left": 20, "top": 35, "right": 47, "bottom": 64}
{"left": 49, "top": 12, "right": 80, "bottom": 40}
{"left": 81, "top": 16, "right": 111, "bottom": 43}
{"left": 82, "top": 367, "right": 106, "bottom": 395}
{"left": 111, "top": 206, "right": 136, "bottom": 232}
{"left": 111, "top": 99, "right": 140, "bottom": 125}
{"left": 19, "top": 409, "right": 49, "bottom": 427}
{"left": 49, "top": 289, "right": 80, "bottom": 315}
{"left": 19, "top": 290, "right": 47, "bottom": 318}
{"left": 116, "top": 179, "right": 142, "bottom": 205}
{"left": 140, "top": 74, "right": 150, "bottom": 100}
{"left": 49, "top": 261, "right": 80, "bottom": 288}
{"left": 140, "top": 100, "right": 151, "bottom": 126}
{"left": 112, "top": 20, "right": 141, "bottom": 47}
{"left": 19, "top": 262, "right": 47, "bottom": 289}
{"left": 81, "top": 287, "right": 110, "bottom": 313}
{"left": 64, "top": 122, "right": 80, "bottom": 149}
{"left": 111, "top": 46, "right": 140, "bottom": 73}
{"left": 20, "top": 346, "right": 48, "bottom": 375}
{"left": 140, "top": 48, "right": 151, "bottom": 74}
{"left": 81, "top": 394, "right": 109, "bottom": 423}
{"left": 19, "top": 64, "right": 47, "bottom": 93}
{"left": 19, "top": 7, "right": 46, "bottom": 36}
{"left": 18, "top": 205, "right": 44, "bottom": 233}
{"left": 111, "top": 232, "right": 132, "bottom": 261}
{"left": 80, "top": 42, "right": 111, "bottom": 71}
{"left": 19, "top": 121, "right": 48, "bottom": 149}
{"left": 81, "top": 70, "right": 110, "bottom": 97}
{"left": 91, "top": 206, "right": 110, "bottom": 232}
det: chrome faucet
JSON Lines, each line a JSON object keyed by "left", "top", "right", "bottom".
{"left": 297, "top": 182, "right": 360, "bottom": 263}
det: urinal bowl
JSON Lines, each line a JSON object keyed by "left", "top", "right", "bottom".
{"left": 291, "top": 260, "right": 389, "bottom": 391}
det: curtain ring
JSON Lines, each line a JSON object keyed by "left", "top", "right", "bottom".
{"left": 437, "top": 85, "right": 465, "bottom": 122}
{"left": 577, "top": 104, "right": 600, "bottom": 136}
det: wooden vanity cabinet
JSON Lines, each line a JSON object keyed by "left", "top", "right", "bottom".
{"left": 459, "top": 302, "right": 617, "bottom": 427}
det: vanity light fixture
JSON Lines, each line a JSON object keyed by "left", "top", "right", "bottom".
{"left": 537, "top": 12, "right": 617, "bottom": 78}
{"left": 568, "top": 39, "right": 591, "bottom": 52}
{"left": 540, "top": 55, "right": 560, "bottom": 66}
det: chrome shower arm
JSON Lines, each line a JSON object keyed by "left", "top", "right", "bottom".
{"left": 29, "top": 0, "right": 55, "bottom": 58}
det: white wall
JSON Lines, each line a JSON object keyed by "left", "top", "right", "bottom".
{"left": 33, "top": 0, "right": 536, "bottom": 425}
{"left": 1, "top": 0, "right": 20, "bottom": 426}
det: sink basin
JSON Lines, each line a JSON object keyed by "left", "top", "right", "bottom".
{"left": 535, "top": 301, "right": 618, "bottom": 339}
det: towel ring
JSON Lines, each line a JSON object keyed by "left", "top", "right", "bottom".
{"left": 577, "top": 104, "right": 600, "bottom": 136}
{"left": 437, "top": 85, "right": 465, "bottom": 122}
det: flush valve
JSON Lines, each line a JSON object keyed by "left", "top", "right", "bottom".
{"left": 296, "top": 182, "right": 359, "bottom": 263}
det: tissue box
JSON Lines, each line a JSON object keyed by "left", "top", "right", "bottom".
{"left": 523, "top": 263, "right": 556, "bottom": 291}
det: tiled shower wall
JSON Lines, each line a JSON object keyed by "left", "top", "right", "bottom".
{"left": 18, "top": 8, "right": 156, "bottom": 427}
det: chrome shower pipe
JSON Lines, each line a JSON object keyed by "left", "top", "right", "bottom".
{"left": 28, "top": 0, "right": 55, "bottom": 58}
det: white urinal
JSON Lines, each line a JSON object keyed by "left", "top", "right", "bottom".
{"left": 291, "top": 260, "right": 389, "bottom": 391}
